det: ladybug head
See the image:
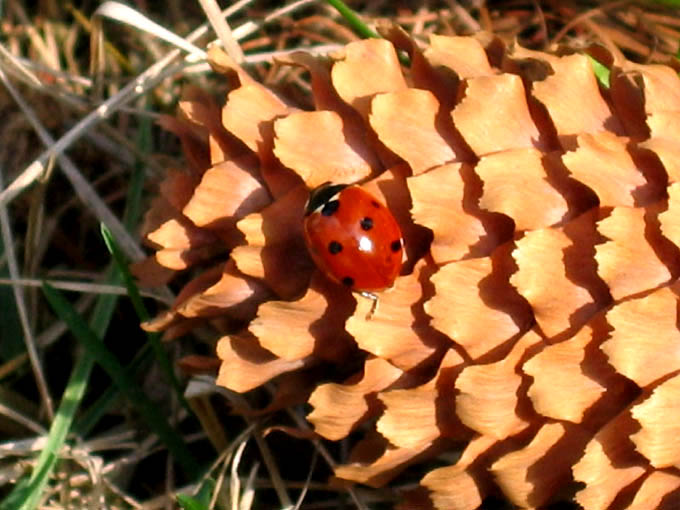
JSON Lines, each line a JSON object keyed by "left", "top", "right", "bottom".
{"left": 304, "top": 182, "right": 348, "bottom": 216}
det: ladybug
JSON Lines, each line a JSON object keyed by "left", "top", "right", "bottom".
{"left": 303, "top": 183, "right": 404, "bottom": 302}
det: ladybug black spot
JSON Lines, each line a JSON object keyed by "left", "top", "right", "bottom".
{"left": 360, "top": 217, "right": 373, "bottom": 231}
{"left": 328, "top": 241, "right": 343, "bottom": 254}
{"left": 321, "top": 200, "right": 340, "bottom": 216}
{"left": 342, "top": 276, "right": 354, "bottom": 287}
{"left": 390, "top": 240, "right": 402, "bottom": 252}
{"left": 370, "top": 200, "right": 380, "bottom": 208}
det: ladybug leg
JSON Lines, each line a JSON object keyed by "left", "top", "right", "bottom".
{"left": 359, "top": 291, "right": 379, "bottom": 320}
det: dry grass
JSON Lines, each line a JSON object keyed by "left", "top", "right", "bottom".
{"left": 0, "top": 1, "right": 679, "bottom": 509}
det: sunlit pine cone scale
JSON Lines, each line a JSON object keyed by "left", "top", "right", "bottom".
{"left": 136, "top": 28, "right": 680, "bottom": 509}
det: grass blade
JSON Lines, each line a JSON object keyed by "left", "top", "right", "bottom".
{"left": 0, "top": 342, "right": 95, "bottom": 510}
{"left": 587, "top": 54, "right": 610, "bottom": 88}
{"left": 41, "top": 282, "right": 201, "bottom": 476}
{"left": 177, "top": 479, "right": 216, "bottom": 510}
{"left": 0, "top": 273, "right": 120, "bottom": 510}
{"left": 324, "top": 0, "right": 378, "bottom": 39}
{"left": 101, "top": 223, "right": 189, "bottom": 411}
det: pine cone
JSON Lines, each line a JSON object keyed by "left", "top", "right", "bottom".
{"left": 137, "top": 27, "right": 680, "bottom": 509}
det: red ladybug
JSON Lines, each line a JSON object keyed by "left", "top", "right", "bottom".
{"left": 303, "top": 183, "right": 404, "bottom": 298}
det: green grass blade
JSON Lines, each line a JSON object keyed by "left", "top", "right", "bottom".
{"left": 588, "top": 54, "right": 610, "bottom": 88}
{"left": 1, "top": 469, "right": 32, "bottom": 510}
{"left": 100, "top": 223, "right": 189, "bottom": 410}
{"left": 176, "top": 494, "right": 208, "bottom": 510}
{"left": 177, "top": 478, "right": 216, "bottom": 510}
{"left": 90, "top": 271, "right": 122, "bottom": 336}
{"left": 0, "top": 453, "right": 56, "bottom": 510}
{"left": 75, "top": 107, "right": 190, "bottom": 435}
{"left": 324, "top": 0, "right": 378, "bottom": 39}
{"left": 0, "top": 340, "right": 96, "bottom": 510}
{"left": 41, "top": 282, "right": 201, "bottom": 476}
{"left": 323, "top": 0, "right": 411, "bottom": 66}
{"left": 67, "top": 267, "right": 121, "bottom": 433}
{"left": 0, "top": 270, "right": 120, "bottom": 510}
{"left": 101, "top": 224, "right": 149, "bottom": 320}
{"left": 70, "top": 109, "right": 187, "bottom": 438}
{"left": 73, "top": 340, "right": 152, "bottom": 437}
{"left": 123, "top": 115, "right": 150, "bottom": 230}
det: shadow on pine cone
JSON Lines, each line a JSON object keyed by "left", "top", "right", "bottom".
{"left": 133, "top": 24, "right": 680, "bottom": 510}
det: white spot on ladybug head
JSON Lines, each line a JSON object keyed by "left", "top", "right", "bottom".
{"left": 358, "top": 236, "right": 373, "bottom": 253}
